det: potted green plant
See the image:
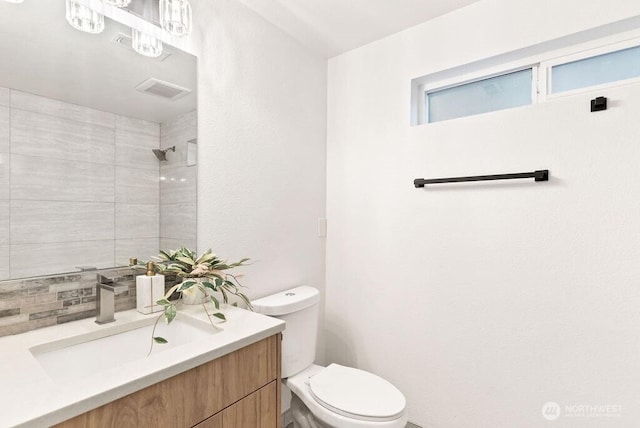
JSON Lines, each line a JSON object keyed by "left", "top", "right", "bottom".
{"left": 147, "top": 247, "right": 252, "bottom": 348}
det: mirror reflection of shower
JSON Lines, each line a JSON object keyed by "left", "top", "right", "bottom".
{"left": 152, "top": 146, "right": 175, "bottom": 161}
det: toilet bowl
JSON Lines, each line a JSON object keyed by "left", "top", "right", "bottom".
{"left": 252, "top": 286, "right": 407, "bottom": 428}
{"left": 286, "top": 364, "right": 407, "bottom": 428}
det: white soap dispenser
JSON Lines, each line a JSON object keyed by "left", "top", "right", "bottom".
{"left": 136, "top": 261, "right": 165, "bottom": 314}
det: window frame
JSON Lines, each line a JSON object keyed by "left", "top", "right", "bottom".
{"left": 539, "top": 37, "right": 640, "bottom": 102}
{"left": 415, "top": 32, "right": 640, "bottom": 125}
{"left": 421, "top": 65, "right": 538, "bottom": 124}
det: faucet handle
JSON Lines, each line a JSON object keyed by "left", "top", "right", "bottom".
{"left": 113, "top": 284, "right": 130, "bottom": 295}
{"left": 97, "top": 274, "right": 113, "bottom": 285}
{"left": 96, "top": 274, "right": 129, "bottom": 295}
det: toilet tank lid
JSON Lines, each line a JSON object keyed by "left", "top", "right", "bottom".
{"left": 252, "top": 286, "right": 320, "bottom": 316}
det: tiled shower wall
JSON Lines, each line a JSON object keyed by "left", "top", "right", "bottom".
{"left": 0, "top": 91, "right": 197, "bottom": 337}
{"left": 160, "top": 111, "right": 197, "bottom": 251}
{"left": 0, "top": 87, "right": 161, "bottom": 280}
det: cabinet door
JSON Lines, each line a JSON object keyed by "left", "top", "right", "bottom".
{"left": 222, "top": 335, "right": 278, "bottom": 406}
{"left": 193, "top": 413, "right": 222, "bottom": 428}
{"left": 221, "top": 381, "right": 277, "bottom": 428}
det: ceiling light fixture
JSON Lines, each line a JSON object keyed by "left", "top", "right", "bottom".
{"left": 159, "top": 0, "right": 192, "bottom": 37}
{"left": 65, "top": 0, "right": 105, "bottom": 34}
{"left": 102, "top": 0, "right": 131, "bottom": 7}
{"left": 63, "top": 0, "right": 192, "bottom": 57}
{"left": 132, "top": 29, "right": 163, "bottom": 58}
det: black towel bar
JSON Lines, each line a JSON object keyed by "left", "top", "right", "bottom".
{"left": 414, "top": 170, "right": 549, "bottom": 188}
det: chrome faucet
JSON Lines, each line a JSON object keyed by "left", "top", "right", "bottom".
{"left": 95, "top": 274, "right": 129, "bottom": 324}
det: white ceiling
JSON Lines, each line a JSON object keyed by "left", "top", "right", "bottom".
{"left": 233, "top": 0, "right": 484, "bottom": 58}
{"left": 0, "top": 1, "right": 196, "bottom": 123}
{"left": 0, "top": 0, "right": 481, "bottom": 122}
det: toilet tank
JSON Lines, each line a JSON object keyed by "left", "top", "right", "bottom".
{"left": 252, "top": 286, "right": 320, "bottom": 378}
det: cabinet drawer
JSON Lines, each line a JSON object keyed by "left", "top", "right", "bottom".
{"left": 193, "top": 413, "right": 222, "bottom": 428}
{"left": 194, "top": 381, "right": 277, "bottom": 428}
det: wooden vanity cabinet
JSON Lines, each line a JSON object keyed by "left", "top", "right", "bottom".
{"left": 56, "top": 334, "right": 281, "bottom": 428}
{"left": 194, "top": 381, "right": 277, "bottom": 428}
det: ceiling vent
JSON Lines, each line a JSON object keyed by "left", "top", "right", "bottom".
{"left": 112, "top": 32, "right": 171, "bottom": 61}
{"left": 136, "top": 78, "right": 192, "bottom": 100}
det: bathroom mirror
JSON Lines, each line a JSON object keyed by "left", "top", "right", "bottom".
{"left": 0, "top": 1, "right": 197, "bottom": 280}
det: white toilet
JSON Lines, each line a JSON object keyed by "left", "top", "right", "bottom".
{"left": 252, "top": 286, "right": 408, "bottom": 428}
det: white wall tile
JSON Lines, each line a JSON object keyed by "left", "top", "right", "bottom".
{"left": 115, "top": 129, "right": 160, "bottom": 170}
{"left": 160, "top": 165, "right": 196, "bottom": 205}
{"left": 0, "top": 90, "right": 174, "bottom": 280}
{"left": 160, "top": 111, "right": 196, "bottom": 141}
{"left": 159, "top": 95, "right": 195, "bottom": 255}
{"left": 115, "top": 166, "right": 159, "bottom": 205}
{"left": 115, "top": 238, "right": 159, "bottom": 266}
{"left": 0, "top": 201, "right": 9, "bottom": 245}
{"left": 11, "top": 90, "right": 114, "bottom": 128}
{"left": 0, "top": 104, "right": 9, "bottom": 204}
{"left": 0, "top": 154, "right": 10, "bottom": 200}
{"left": 11, "top": 201, "right": 114, "bottom": 244}
{"left": 115, "top": 203, "right": 159, "bottom": 239}
{"left": 160, "top": 111, "right": 196, "bottom": 168}
{"left": 116, "top": 115, "right": 160, "bottom": 137}
{"left": 11, "top": 155, "right": 114, "bottom": 202}
{"left": 159, "top": 111, "right": 196, "bottom": 250}
{"left": 0, "top": 88, "right": 9, "bottom": 108}
{"left": 0, "top": 245, "right": 8, "bottom": 280}
{"left": 160, "top": 238, "right": 196, "bottom": 252}
{"left": 11, "top": 110, "right": 115, "bottom": 165}
{"left": 0, "top": 88, "right": 172, "bottom": 280}
{"left": 11, "top": 240, "right": 114, "bottom": 279}
{"left": 0, "top": 107, "right": 9, "bottom": 153}
{"left": 160, "top": 203, "right": 196, "bottom": 242}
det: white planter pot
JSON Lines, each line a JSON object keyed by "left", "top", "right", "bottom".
{"left": 180, "top": 284, "right": 207, "bottom": 305}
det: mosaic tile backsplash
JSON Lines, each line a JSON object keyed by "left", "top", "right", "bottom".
{"left": 0, "top": 268, "right": 178, "bottom": 338}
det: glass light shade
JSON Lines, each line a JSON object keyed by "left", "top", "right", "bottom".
{"left": 65, "top": 0, "right": 104, "bottom": 34}
{"left": 159, "top": 0, "right": 192, "bottom": 37}
{"left": 4, "top": 0, "right": 25, "bottom": 3}
{"left": 132, "top": 29, "right": 163, "bottom": 58}
{"left": 102, "top": 0, "right": 131, "bottom": 7}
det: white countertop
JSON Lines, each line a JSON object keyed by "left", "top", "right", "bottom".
{"left": 0, "top": 305, "right": 285, "bottom": 428}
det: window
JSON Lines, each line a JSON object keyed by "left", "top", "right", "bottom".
{"left": 550, "top": 45, "right": 640, "bottom": 94}
{"left": 414, "top": 36, "right": 640, "bottom": 125}
{"left": 426, "top": 69, "right": 533, "bottom": 123}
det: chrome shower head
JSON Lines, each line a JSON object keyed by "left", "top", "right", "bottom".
{"left": 152, "top": 146, "right": 175, "bottom": 161}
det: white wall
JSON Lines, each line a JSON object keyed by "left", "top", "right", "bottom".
{"left": 327, "top": 1, "right": 640, "bottom": 426}
{"left": 189, "top": 0, "right": 327, "bottom": 362}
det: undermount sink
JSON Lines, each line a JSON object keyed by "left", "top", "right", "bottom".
{"left": 30, "top": 315, "right": 218, "bottom": 383}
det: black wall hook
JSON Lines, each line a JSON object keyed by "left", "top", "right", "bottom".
{"left": 591, "top": 96, "right": 607, "bottom": 112}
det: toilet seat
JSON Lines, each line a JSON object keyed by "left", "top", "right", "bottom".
{"left": 283, "top": 364, "right": 407, "bottom": 428}
{"left": 309, "top": 364, "right": 406, "bottom": 422}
